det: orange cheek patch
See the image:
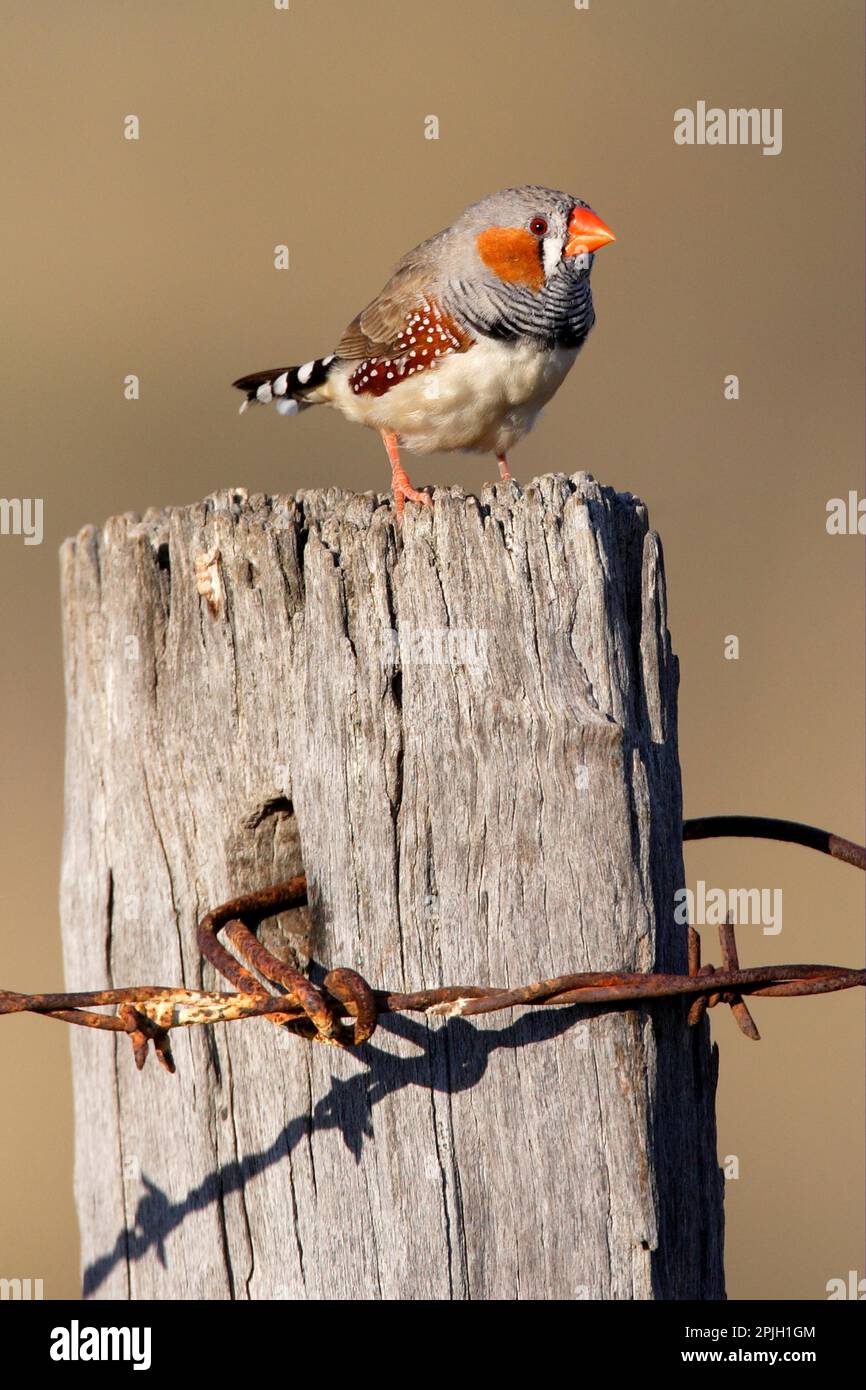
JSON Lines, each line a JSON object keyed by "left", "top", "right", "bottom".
{"left": 476, "top": 228, "right": 545, "bottom": 292}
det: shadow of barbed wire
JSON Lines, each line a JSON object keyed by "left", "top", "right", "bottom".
{"left": 82, "top": 1002, "right": 593, "bottom": 1297}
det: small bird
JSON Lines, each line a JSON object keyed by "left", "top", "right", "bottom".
{"left": 234, "top": 186, "right": 615, "bottom": 514}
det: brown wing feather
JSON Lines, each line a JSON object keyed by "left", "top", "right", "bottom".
{"left": 334, "top": 234, "right": 445, "bottom": 361}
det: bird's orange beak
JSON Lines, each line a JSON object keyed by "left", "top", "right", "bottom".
{"left": 564, "top": 206, "right": 616, "bottom": 257}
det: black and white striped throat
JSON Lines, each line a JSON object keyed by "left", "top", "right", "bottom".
{"left": 446, "top": 268, "right": 596, "bottom": 350}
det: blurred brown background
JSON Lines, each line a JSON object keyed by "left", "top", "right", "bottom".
{"left": 0, "top": 0, "right": 862, "bottom": 1300}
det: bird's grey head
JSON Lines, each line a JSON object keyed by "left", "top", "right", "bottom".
{"left": 444, "top": 185, "right": 615, "bottom": 288}
{"left": 440, "top": 185, "right": 615, "bottom": 348}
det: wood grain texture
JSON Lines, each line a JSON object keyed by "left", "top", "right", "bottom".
{"left": 59, "top": 473, "right": 725, "bottom": 1300}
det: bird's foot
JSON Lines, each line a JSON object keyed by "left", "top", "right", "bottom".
{"left": 496, "top": 452, "right": 512, "bottom": 482}
{"left": 381, "top": 429, "right": 432, "bottom": 518}
{"left": 392, "top": 473, "right": 432, "bottom": 516}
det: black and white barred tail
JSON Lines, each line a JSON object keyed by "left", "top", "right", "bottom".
{"left": 233, "top": 354, "right": 336, "bottom": 415}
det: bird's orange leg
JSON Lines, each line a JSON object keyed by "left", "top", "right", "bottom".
{"left": 381, "top": 430, "right": 431, "bottom": 517}
{"left": 496, "top": 453, "right": 512, "bottom": 481}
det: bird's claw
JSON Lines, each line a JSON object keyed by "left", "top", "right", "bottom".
{"left": 394, "top": 483, "right": 432, "bottom": 516}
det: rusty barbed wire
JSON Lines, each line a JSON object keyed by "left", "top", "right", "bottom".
{"left": 682, "top": 815, "right": 866, "bottom": 870}
{"left": 2, "top": 817, "right": 863, "bottom": 1072}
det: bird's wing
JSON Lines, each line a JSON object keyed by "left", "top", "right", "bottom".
{"left": 334, "top": 234, "right": 449, "bottom": 361}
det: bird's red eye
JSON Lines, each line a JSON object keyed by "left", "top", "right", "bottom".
{"left": 529, "top": 216, "right": 548, "bottom": 237}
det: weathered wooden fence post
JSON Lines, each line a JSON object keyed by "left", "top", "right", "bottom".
{"left": 59, "top": 472, "right": 724, "bottom": 1299}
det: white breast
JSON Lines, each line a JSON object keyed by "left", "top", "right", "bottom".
{"left": 326, "top": 339, "right": 579, "bottom": 455}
